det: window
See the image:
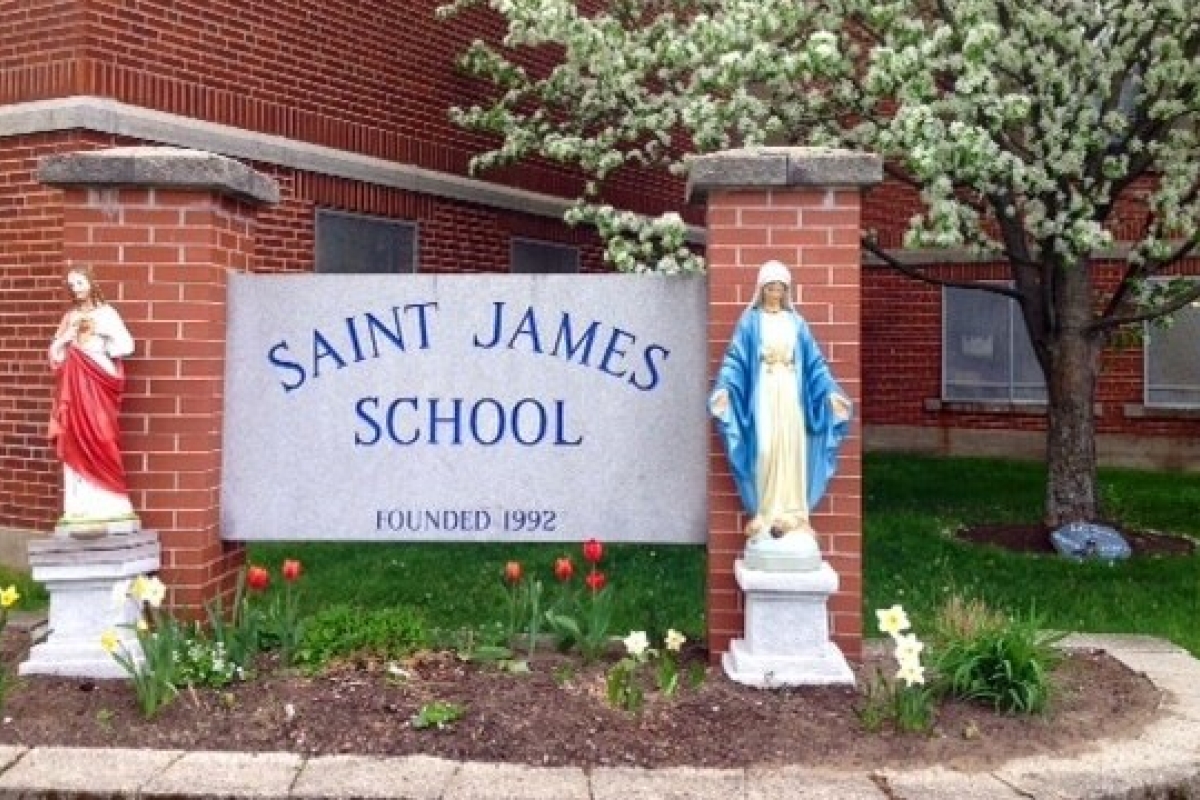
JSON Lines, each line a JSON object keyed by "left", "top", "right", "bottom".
{"left": 511, "top": 238, "right": 580, "bottom": 274}
{"left": 1145, "top": 291, "right": 1200, "bottom": 408}
{"left": 942, "top": 286, "right": 1046, "bottom": 403}
{"left": 315, "top": 209, "right": 417, "bottom": 273}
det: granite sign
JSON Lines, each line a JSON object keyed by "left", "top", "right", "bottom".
{"left": 221, "top": 273, "right": 708, "bottom": 543}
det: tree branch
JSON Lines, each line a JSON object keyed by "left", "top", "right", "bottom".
{"left": 1091, "top": 277, "right": 1200, "bottom": 331}
{"left": 863, "top": 239, "right": 1022, "bottom": 298}
{"left": 1091, "top": 237, "right": 1200, "bottom": 332}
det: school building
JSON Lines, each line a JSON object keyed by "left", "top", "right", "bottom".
{"left": 1, "top": 2, "right": 1197, "bottom": 605}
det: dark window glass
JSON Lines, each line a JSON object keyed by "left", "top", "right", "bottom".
{"left": 315, "top": 209, "right": 417, "bottom": 273}
{"left": 511, "top": 238, "right": 580, "bottom": 274}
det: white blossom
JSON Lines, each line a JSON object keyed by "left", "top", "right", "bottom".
{"left": 622, "top": 630, "right": 650, "bottom": 657}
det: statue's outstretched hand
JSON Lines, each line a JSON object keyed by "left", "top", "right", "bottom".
{"left": 830, "top": 394, "right": 852, "bottom": 420}
{"left": 709, "top": 389, "right": 729, "bottom": 419}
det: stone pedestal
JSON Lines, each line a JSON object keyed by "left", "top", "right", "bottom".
{"left": 722, "top": 559, "right": 855, "bottom": 687}
{"left": 55, "top": 515, "right": 141, "bottom": 539}
{"left": 20, "top": 531, "right": 160, "bottom": 679}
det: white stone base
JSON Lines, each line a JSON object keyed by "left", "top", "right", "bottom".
{"left": 722, "top": 559, "right": 855, "bottom": 687}
{"left": 20, "top": 531, "right": 159, "bottom": 680}
{"left": 55, "top": 514, "right": 141, "bottom": 538}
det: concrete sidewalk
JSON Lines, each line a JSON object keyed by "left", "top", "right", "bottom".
{"left": 0, "top": 634, "right": 1195, "bottom": 799}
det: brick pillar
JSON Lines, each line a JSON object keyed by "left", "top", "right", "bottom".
{"left": 39, "top": 147, "right": 279, "bottom": 615}
{"left": 689, "top": 148, "right": 882, "bottom": 663}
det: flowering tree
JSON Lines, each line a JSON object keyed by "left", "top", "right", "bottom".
{"left": 439, "top": 0, "right": 1200, "bottom": 526}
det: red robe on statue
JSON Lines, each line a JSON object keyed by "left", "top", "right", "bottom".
{"left": 49, "top": 347, "right": 128, "bottom": 496}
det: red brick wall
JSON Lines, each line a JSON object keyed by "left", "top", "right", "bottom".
{"left": 252, "top": 168, "right": 609, "bottom": 275}
{"left": 0, "top": 0, "right": 685, "bottom": 218}
{"left": 706, "top": 188, "right": 865, "bottom": 662}
{"left": 0, "top": 133, "right": 610, "bottom": 533}
{"left": 0, "top": 1, "right": 86, "bottom": 99}
{"left": 863, "top": 257, "right": 1200, "bottom": 440}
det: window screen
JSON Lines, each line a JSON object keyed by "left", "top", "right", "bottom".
{"left": 943, "top": 286, "right": 1046, "bottom": 403}
{"left": 1145, "top": 293, "right": 1200, "bottom": 408}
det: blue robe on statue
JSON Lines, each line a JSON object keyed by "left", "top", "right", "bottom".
{"left": 710, "top": 306, "right": 851, "bottom": 521}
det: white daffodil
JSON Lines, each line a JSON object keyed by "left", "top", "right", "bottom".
{"left": 876, "top": 605, "right": 911, "bottom": 637}
{"left": 664, "top": 629, "right": 687, "bottom": 652}
{"left": 140, "top": 576, "right": 167, "bottom": 608}
{"left": 110, "top": 578, "right": 132, "bottom": 608}
{"left": 896, "top": 660, "right": 926, "bottom": 687}
{"left": 892, "top": 632, "right": 925, "bottom": 665}
{"left": 623, "top": 630, "right": 650, "bottom": 657}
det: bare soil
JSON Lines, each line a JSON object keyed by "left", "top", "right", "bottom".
{"left": 0, "top": 523, "right": 1177, "bottom": 771}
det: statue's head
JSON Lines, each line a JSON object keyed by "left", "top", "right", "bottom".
{"left": 65, "top": 266, "right": 105, "bottom": 306}
{"left": 753, "top": 260, "right": 793, "bottom": 310}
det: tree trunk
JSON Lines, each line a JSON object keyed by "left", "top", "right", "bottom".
{"left": 1043, "top": 325, "right": 1104, "bottom": 528}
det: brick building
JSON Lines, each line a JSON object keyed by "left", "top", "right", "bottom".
{"left": 1, "top": 2, "right": 1197, "bottom": 560}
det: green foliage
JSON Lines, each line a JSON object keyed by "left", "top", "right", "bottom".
{"left": 546, "top": 585, "right": 615, "bottom": 663}
{"left": 0, "top": 586, "right": 23, "bottom": 711}
{"left": 257, "top": 581, "right": 305, "bottom": 669}
{"left": 0, "top": 570, "right": 45, "bottom": 613}
{"left": 501, "top": 574, "right": 544, "bottom": 659}
{"left": 245, "top": 542, "right": 706, "bottom": 643}
{"left": 202, "top": 572, "right": 259, "bottom": 677}
{"left": 411, "top": 701, "right": 465, "bottom": 730}
{"left": 175, "top": 634, "right": 244, "bottom": 689}
{"left": 857, "top": 668, "right": 937, "bottom": 734}
{"left": 605, "top": 658, "right": 646, "bottom": 713}
{"left": 604, "top": 631, "right": 693, "bottom": 713}
{"left": 108, "top": 612, "right": 186, "bottom": 719}
{"left": 931, "top": 600, "right": 1065, "bottom": 715}
{"left": 294, "top": 604, "right": 428, "bottom": 670}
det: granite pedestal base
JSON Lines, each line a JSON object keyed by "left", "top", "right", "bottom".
{"left": 20, "top": 531, "right": 160, "bottom": 679}
{"left": 722, "top": 559, "right": 855, "bottom": 687}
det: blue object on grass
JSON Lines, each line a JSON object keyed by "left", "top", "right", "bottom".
{"left": 1050, "top": 522, "right": 1131, "bottom": 562}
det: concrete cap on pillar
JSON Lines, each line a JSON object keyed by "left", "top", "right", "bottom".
{"left": 687, "top": 146, "right": 883, "bottom": 202}
{"left": 38, "top": 146, "right": 280, "bottom": 205}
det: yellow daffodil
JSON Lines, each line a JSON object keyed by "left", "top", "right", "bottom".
{"left": 0, "top": 585, "right": 19, "bottom": 608}
{"left": 875, "top": 604, "right": 911, "bottom": 637}
{"left": 129, "top": 575, "right": 149, "bottom": 603}
{"left": 664, "top": 629, "right": 687, "bottom": 652}
{"left": 99, "top": 629, "right": 120, "bottom": 654}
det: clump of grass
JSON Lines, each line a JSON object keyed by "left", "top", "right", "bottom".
{"left": 930, "top": 596, "right": 1064, "bottom": 715}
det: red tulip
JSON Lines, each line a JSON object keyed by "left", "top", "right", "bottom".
{"left": 281, "top": 559, "right": 302, "bottom": 583}
{"left": 585, "top": 570, "right": 606, "bottom": 593}
{"left": 246, "top": 565, "right": 270, "bottom": 592}
{"left": 553, "top": 556, "right": 574, "bottom": 582}
{"left": 582, "top": 538, "right": 604, "bottom": 564}
{"left": 504, "top": 561, "right": 523, "bottom": 585}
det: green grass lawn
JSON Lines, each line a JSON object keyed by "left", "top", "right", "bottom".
{"left": 17, "top": 453, "right": 1197, "bottom": 655}
{"left": 247, "top": 540, "right": 707, "bottom": 643}
{"left": 864, "top": 453, "right": 1200, "bottom": 655}
{"left": 246, "top": 453, "right": 1200, "bottom": 655}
